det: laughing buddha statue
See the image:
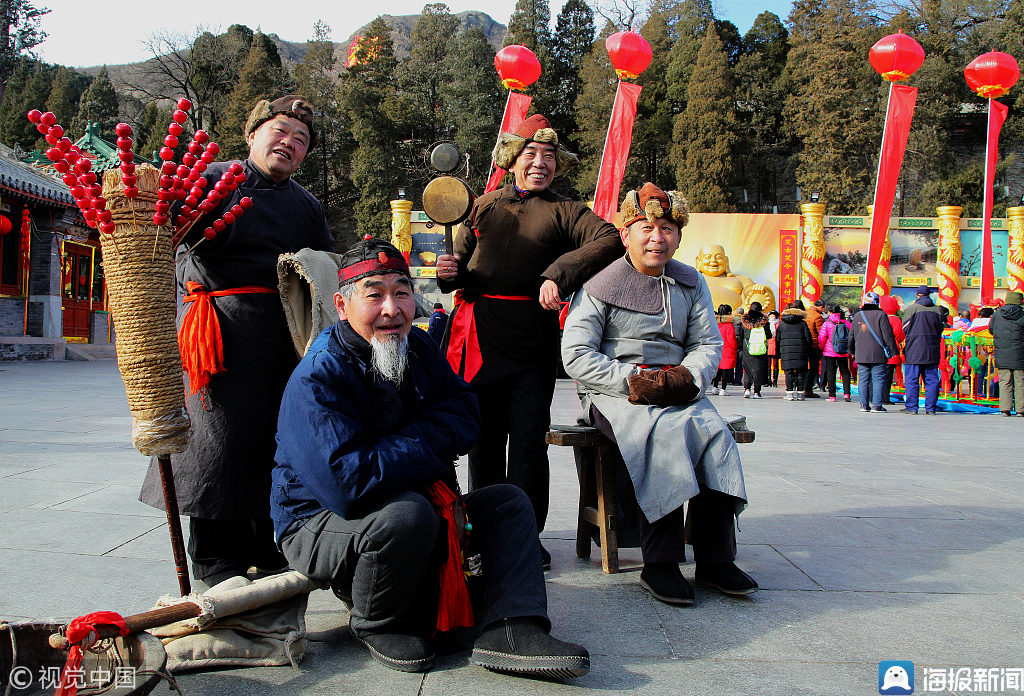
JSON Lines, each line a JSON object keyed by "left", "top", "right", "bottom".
{"left": 695, "top": 243, "right": 776, "bottom": 312}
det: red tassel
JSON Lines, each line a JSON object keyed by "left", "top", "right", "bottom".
{"left": 54, "top": 612, "right": 129, "bottom": 696}
{"left": 426, "top": 481, "right": 474, "bottom": 633}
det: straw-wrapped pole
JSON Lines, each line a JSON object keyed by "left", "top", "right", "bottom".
{"left": 99, "top": 164, "right": 190, "bottom": 455}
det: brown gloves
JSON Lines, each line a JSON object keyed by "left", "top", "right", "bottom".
{"left": 628, "top": 365, "right": 700, "bottom": 407}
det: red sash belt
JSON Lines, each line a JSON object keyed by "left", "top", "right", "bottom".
{"left": 426, "top": 480, "right": 474, "bottom": 633}
{"left": 446, "top": 291, "right": 532, "bottom": 382}
{"left": 178, "top": 281, "right": 277, "bottom": 395}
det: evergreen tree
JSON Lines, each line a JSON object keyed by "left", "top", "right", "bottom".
{"left": 339, "top": 16, "right": 401, "bottom": 241}
{"left": 547, "top": 0, "right": 595, "bottom": 145}
{"left": 293, "top": 20, "right": 349, "bottom": 235}
{"left": 504, "top": 0, "right": 553, "bottom": 54}
{"left": 733, "top": 12, "right": 791, "bottom": 212}
{"left": 0, "top": 57, "right": 50, "bottom": 148}
{"left": 783, "top": 0, "right": 882, "bottom": 214}
{"left": 664, "top": 0, "right": 715, "bottom": 110}
{"left": 0, "top": 0, "right": 48, "bottom": 108}
{"left": 45, "top": 65, "right": 88, "bottom": 137}
{"left": 673, "top": 23, "right": 738, "bottom": 211}
{"left": 70, "top": 66, "right": 119, "bottom": 142}
{"left": 219, "top": 33, "right": 286, "bottom": 160}
{"left": 570, "top": 21, "right": 618, "bottom": 197}
{"left": 450, "top": 26, "right": 502, "bottom": 192}
{"left": 625, "top": 7, "right": 677, "bottom": 191}
{"left": 394, "top": 4, "right": 459, "bottom": 146}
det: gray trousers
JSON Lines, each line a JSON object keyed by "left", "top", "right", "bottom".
{"left": 999, "top": 368, "right": 1024, "bottom": 413}
{"left": 280, "top": 485, "right": 549, "bottom": 638}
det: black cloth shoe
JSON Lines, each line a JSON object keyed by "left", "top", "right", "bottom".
{"left": 471, "top": 618, "right": 590, "bottom": 679}
{"left": 900, "top": 408, "right": 917, "bottom": 415}
{"left": 804, "top": 392, "right": 820, "bottom": 398}
{"left": 694, "top": 562, "right": 759, "bottom": 596}
{"left": 639, "top": 562, "right": 695, "bottom": 605}
{"left": 349, "top": 626, "right": 435, "bottom": 672}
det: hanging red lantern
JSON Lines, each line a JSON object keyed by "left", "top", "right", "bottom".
{"left": 0, "top": 216, "right": 10, "bottom": 236}
{"left": 494, "top": 45, "right": 541, "bottom": 91}
{"left": 965, "top": 51, "right": 1020, "bottom": 98}
{"left": 869, "top": 31, "right": 925, "bottom": 82}
{"left": 606, "top": 31, "right": 653, "bottom": 80}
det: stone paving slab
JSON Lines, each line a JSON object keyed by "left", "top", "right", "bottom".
{"left": 1, "top": 360, "right": 1022, "bottom": 696}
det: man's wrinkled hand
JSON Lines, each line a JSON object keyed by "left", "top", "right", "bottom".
{"left": 436, "top": 253, "right": 460, "bottom": 280}
{"left": 628, "top": 366, "right": 700, "bottom": 406}
{"left": 539, "top": 279, "right": 562, "bottom": 310}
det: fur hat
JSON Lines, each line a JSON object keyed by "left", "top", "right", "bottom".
{"left": 244, "top": 95, "right": 319, "bottom": 152}
{"left": 491, "top": 114, "right": 578, "bottom": 175}
{"left": 338, "top": 236, "right": 410, "bottom": 286}
{"left": 620, "top": 182, "right": 689, "bottom": 229}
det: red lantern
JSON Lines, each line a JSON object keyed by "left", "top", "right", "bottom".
{"left": 606, "top": 31, "right": 653, "bottom": 80}
{"left": 965, "top": 52, "right": 1020, "bottom": 99}
{"left": 494, "top": 45, "right": 541, "bottom": 91}
{"left": 0, "top": 216, "right": 10, "bottom": 236}
{"left": 869, "top": 31, "right": 925, "bottom": 82}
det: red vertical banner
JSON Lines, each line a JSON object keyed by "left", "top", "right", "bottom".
{"left": 779, "top": 229, "right": 799, "bottom": 308}
{"left": 864, "top": 83, "right": 917, "bottom": 295}
{"left": 484, "top": 92, "right": 532, "bottom": 193}
{"left": 592, "top": 81, "right": 642, "bottom": 223}
{"left": 981, "top": 99, "right": 1008, "bottom": 304}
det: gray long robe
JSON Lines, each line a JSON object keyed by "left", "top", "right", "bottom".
{"left": 561, "top": 257, "right": 746, "bottom": 523}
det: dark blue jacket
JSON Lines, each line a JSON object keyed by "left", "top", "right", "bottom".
{"left": 271, "top": 322, "right": 480, "bottom": 543}
{"left": 427, "top": 309, "right": 448, "bottom": 346}
{"left": 901, "top": 296, "right": 945, "bottom": 365}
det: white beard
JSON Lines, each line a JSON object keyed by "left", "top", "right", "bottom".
{"left": 370, "top": 334, "right": 409, "bottom": 385}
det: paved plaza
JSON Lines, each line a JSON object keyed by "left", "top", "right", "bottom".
{"left": 1, "top": 358, "right": 1022, "bottom": 695}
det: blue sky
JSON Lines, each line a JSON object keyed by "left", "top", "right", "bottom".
{"left": 36, "top": 0, "right": 797, "bottom": 69}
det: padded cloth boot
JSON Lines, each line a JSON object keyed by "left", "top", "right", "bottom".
{"left": 349, "top": 626, "right": 435, "bottom": 672}
{"left": 471, "top": 618, "right": 590, "bottom": 679}
{"left": 639, "top": 562, "right": 695, "bottom": 605}
{"left": 694, "top": 562, "right": 759, "bottom": 596}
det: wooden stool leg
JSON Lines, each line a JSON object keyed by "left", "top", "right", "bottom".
{"left": 576, "top": 446, "right": 595, "bottom": 558}
{"left": 594, "top": 444, "right": 619, "bottom": 573}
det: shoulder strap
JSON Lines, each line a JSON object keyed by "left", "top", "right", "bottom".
{"left": 862, "top": 314, "right": 885, "bottom": 348}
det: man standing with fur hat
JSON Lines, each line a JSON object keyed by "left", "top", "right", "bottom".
{"left": 561, "top": 183, "right": 757, "bottom": 605}
{"left": 140, "top": 96, "right": 335, "bottom": 586}
{"left": 435, "top": 114, "right": 621, "bottom": 560}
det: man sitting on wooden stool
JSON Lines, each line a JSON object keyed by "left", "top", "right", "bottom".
{"left": 560, "top": 183, "right": 757, "bottom": 605}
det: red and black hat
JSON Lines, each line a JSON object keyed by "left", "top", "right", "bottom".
{"left": 338, "top": 235, "right": 411, "bottom": 286}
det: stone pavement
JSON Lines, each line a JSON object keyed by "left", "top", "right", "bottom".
{"left": 1, "top": 359, "right": 1022, "bottom": 696}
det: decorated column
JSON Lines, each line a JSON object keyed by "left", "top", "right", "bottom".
{"left": 390, "top": 198, "right": 414, "bottom": 262}
{"left": 936, "top": 205, "right": 964, "bottom": 315}
{"left": 800, "top": 202, "right": 826, "bottom": 305}
{"left": 1006, "top": 206, "right": 1024, "bottom": 293}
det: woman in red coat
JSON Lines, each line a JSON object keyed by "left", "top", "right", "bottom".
{"left": 713, "top": 304, "right": 738, "bottom": 395}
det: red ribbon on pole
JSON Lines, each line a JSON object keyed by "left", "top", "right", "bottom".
{"left": 484, "top": 92, "right": 532, "bottom": 193}
{"left": 981, "top": 99, "right": 1008, "bottom": 305}
{"left": 864, "top": 83, "right": 917, "bottom": 296}
{"left": 592, "top": 81, "right": 642, "bottom": 224}
{"left": 54, "top": 612, "right": 129, "bottom": 696}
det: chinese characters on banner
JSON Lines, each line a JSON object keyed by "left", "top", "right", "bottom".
{"left": 779, "top": 229, "right": 798, "bottom": 308}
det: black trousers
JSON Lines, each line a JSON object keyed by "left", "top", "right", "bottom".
{"left": 713, "top": 368, "right": 731, "bottom": 389}
{"left": 784, "top": 367, "right": 806, "bottom": 392}
{"left": 468, "top": 367, "right": 555, "bottom": 532}
{"left": 804, "top": 350, "right": 822, "bottom": 395}
{"left": 825, "top": 356, "right": 852, "bottom": 397}
{"left": 280, "top": 485, "right": 549, "bottom": 639}
{"left": 188, "top": 515, "right": 289, "bottom": 585}
{"left": 590, "top": 407, "right": 737, "bottom": 564}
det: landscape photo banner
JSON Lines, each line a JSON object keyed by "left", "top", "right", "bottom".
{"left": 864, "top": 83, "right": 918, "bottom": 294}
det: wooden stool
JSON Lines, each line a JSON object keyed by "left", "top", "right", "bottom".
{"left": 547, "top": 415, "right": 755, "bottom": 574}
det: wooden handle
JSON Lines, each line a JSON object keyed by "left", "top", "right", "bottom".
{"left": 49, "top": 603, "right": 202, "bottom": 649}
{"left": 444, "top": 224, "right": 453, "bottom": 256}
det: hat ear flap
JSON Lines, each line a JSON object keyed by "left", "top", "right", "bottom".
{"left": 552, "top": 147, "right": 578, "bottom": 175}
{"left": 244, "top": 99, "right": 272, "bottom": 139}
{"left": 493, "top": 132, "right": 526, "bottom": 171}
{"left": 668, "top": 191, "right": 689, "bottom": 228}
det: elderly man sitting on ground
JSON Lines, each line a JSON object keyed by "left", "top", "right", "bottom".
{"left": 272, "top": 237, "right": 590, "bottom": 678}
{"left": 561, "top": 183, "right": 757, "bottom": 605}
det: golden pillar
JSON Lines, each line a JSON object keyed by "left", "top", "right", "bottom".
{"left": 1006, "top": 206, "right": 1024, "bottom": 293}
{"left": 936, "top": 205, "right": 963, "bottom": 315}
{"left": 390, "top": 199, "right": 414, "bottom": 260}
{"left": 800, "top": 203, "right": 826, "bottom": 305}
{"left": 866, "top": 205, "right": 892, "bottom": 295}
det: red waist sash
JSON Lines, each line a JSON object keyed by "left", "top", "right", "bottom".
{"left": 178, "top": 281, "right": 277, "bottom": 394}
{"left": 446, "top": 291, "right": 532, "bottom": 382}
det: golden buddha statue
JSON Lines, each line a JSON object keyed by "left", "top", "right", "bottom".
{"left": 695, "top": 243, "right": 776, "bottom": 312}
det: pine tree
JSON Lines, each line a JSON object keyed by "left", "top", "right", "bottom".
{"left": 0, "top": 57, "right": 50, "bottom": 148}
{"left": 339, "top": 16, "right": 401, "bottom": 240}
{"left": 570, "top": 21, "right": 618, "bottom": 197}
{"left": 664, "top": 0, "right": 715, "bottom": 110}
{"left": 505, "top": 0, "right": 553, "bottom": 54}
{"left": 449, "top": 26, "right": 502, "bottom": 192}
{"left": 45, "top": 66, "right": 88, "bottom": 137}
{"left": 673, "top": 24, "right": 738, "bottom": 211}
{"left": 0, "top": 0, "right": 48, "bottom": 109}
{"left": 293, "top": 20, "right": 349, "bottom": 234}
{"left": 625, "top": 7, "right": 677, "bottom": 191}
{"left": 394, "top": 4, "right": 459, "bottom": 146}
{"left": 70, "top": 66, "right": 119, "bottom": 142}
{"left": 783, "top": 0, "right": 882, "bottom": 214}
{"left": 547, "top": 0, "right": 595, "bottom": 144}
{"left": 219, "top": 33, "right": 287, "bottom": 161}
